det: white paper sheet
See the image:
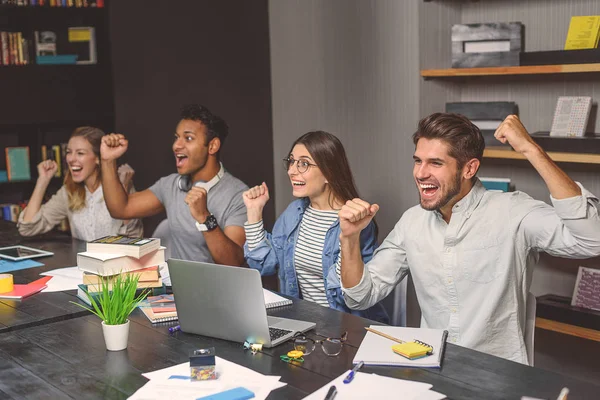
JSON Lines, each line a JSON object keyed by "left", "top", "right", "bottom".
{"left": 130, "top": 356, "right": 286, "bottom": 400}
{"left": 303, "top": 371, "right": 446, "bottom": 400}
{"left": 40, "top": 266, "right": 83, "bottom": 292}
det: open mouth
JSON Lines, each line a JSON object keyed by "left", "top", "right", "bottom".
{"left": 175, "top": 154, "right": 188, "bottom": 168}
{"left": 419, "top": 183, "right": 439, "bottom": 197}
{"left": 70, "top": 166, "right": 83, "bottom": 173}
{"left": 291, "top": 180, "right": 306, "bottom": 187}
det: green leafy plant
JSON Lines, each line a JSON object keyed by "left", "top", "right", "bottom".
{"left": 71, "top": 273, "right": 149, "bottom": 325}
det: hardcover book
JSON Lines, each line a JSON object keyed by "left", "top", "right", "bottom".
{"left": 83, "top": 266, "right": 160, "bottom": 284}
{"left": 77, "top": 247, "right": 165, "bottom": 276}
{"left": 5, "top": 147, "right": 31, "bottom": 181}
{"left": 86, "top": 236, "right": 161, "bottom": 259}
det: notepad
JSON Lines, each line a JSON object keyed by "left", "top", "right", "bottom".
{"left": 263, "top": 289, "right": 292, "bottom": 309}
{"left": 353, "top": 326, "right": 448, "bottom": 368}
{"left": 138, "top": 294, "right": 178, "bottom": 323}
{"left": 392, "top": 340, "right": 434, "bottom": 360}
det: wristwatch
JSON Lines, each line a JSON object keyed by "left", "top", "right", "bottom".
{"left": 195, "top": 214, "right": 218, "bottom": 232}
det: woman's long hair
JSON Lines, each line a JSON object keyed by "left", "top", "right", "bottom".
{"left": 290, "top": 131, "right": 378, "bottom": 235}
{"left": 64, "top": 126, "right": 104, "bottom": 211}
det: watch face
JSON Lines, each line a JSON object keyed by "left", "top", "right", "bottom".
{"left": 205, "top": 215, "right": 218, "bottom": 230}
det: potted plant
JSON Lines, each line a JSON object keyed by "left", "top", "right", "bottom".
{"left": 72, "top": 273, "right": 148, "bottom": 351}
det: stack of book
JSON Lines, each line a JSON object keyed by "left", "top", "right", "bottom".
{"left": 137, "top": 294, "right": 178, "bottom": 323}
{"left": 76, "top": 235, "right": 165, "bottom": 306}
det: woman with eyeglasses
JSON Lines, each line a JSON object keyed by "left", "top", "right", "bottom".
{"left": 242, "top": 131, "right": 388, "bottom": 323}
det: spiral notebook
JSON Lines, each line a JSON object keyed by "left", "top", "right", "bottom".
{"left": 353, "top": 326, "right": 448, "bottom": 368}
{"left": 138, "top": 294, "right": 178, "bottom": 323}
{"left": 263, "top": 289, "right": 292, "bottom": 309}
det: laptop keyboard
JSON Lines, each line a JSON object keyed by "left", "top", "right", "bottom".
{"left": 269, "top": 327, "right": 293, "bottom": 341}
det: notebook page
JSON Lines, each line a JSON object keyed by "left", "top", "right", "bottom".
{"left": 353, "top": 326, "right": 447, "bottom": 368}
{"left": 262, "top": 289, "right": 292, "bottom": 309}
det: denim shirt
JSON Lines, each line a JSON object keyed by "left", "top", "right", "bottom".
{"left": 244, "top": 198, "right": 389, "bottom": 323}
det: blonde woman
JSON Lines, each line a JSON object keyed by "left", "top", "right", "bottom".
{"left": 18, "top": 126, "right": 142, "bottom": 241}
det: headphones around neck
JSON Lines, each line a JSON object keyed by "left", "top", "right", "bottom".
{"left": 177, "top": 163, "right": 225, "bottom": 192}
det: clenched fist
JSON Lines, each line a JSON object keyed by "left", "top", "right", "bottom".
{"left": 339, "top": 198, "right": 379, "bottom": 239}
{"left": 101, "top": 133, "right": 128, "bottom": 161}
{"left": 494, "top": 115, "right": 538, "bottom": 154}
{"left": 243, "top": 182, "right": 270, "bottom": 223}
{"left": 37, "top": 159, "right": 58, "bottom": 181}
{"left": 185, "top": 186, "right": 210, "bottom": 224}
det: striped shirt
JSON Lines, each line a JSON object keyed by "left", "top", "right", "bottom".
{"left": 245, "top": 206, "right": 342, "bottom": 307}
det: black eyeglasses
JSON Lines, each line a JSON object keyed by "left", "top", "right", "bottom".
{"left": 292, "top": 331, "right": 348, "bottom": 356}
{"left": 283, "top": 157, "right": 317, "bottom": 174}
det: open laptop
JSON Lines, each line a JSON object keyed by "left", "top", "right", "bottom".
{"left": 168, "top": 259, "right": 316, "bottom": 347}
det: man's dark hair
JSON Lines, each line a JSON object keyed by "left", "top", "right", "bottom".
{"left": 180, "top": 104, "right": 229, "bottom": 147}
{"left": 412, "top": 113, "right": 485, "bottom": 168}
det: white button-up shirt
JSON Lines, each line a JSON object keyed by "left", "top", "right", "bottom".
{"left": 343, "top": 180, "right": 600, "bottom": 364}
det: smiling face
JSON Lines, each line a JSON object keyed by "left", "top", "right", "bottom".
{"left": 65, "top": 136, "right": 99, "bottom": 186}
{"left": 287, "top": 144, "right": 330, "bottom": 204}
{"left": 413, "top": 138, "right": 468, "bottom": 215}
{"left": 173, "top": 119, "right": 211, "bottom": 178}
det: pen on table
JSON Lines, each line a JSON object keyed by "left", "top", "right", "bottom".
{"left": 168, "top": 325, "right": 181, "bottom": 333}
{"left": 343, "top": 360, "right": 364, "bottom": 384}
{"left": 556, "top": 387, "right": 569, "bottom": 400}
{"left": 324, "top": 385, "right": 337, "bottom": 400}
{"left": 364, "top": 327, "right": 404, "bottom": 343}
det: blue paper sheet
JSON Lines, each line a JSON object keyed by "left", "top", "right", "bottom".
{"left": 0, "top": 259, "right": 44, "bottom": 273}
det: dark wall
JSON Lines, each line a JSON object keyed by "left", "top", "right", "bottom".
{"left": 109, "top": 0, "right": 274, "bottom": 235}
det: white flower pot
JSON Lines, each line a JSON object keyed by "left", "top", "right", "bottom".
{"left": 101, "top": 320, "right": 130, "bottom": 351}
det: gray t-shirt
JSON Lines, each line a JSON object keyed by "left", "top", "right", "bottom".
{"left": 149, "top": 170, "right": 248, "bottom": 262}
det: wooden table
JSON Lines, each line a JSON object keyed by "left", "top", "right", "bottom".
{"left": 1, "top": 224, "right": 599, "bottom": 399}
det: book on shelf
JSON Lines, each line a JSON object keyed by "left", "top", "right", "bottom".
{"left": 138, "top": 294, "right": 178, "bottom": 323}
{"left": 0, "top": 32, "right": 8, "bottom": 65}
{"left": 5, "top": 147, "right": 31, "bottom": 181}
{"left": 480, "top": 177, "right": 511, "bottom": 192}
{"left": 564, "top": 16, "right": 600, "bottom": 50}
{"left": 1, "top": 203, "right": 22, "bottom": 222}
{"left": 549, "top": 96, "right": 592, "bottom": 137}
{"left": 77, "top": 246, "right": 165, "bottom": 276}
{"left": 82, "top": 265, "right": 159, "bottom": 285}
{"left": 86, "top": 236, "right": 161, "bottom": 259}
{"left": 0, "top": 31, "right": 29, "bottom": 66}
{"left": 571, "top": 266, "right": 600, "bottom": 312}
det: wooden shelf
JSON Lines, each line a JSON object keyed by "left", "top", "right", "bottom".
{"left": 484, "top": 146, "right": 600, "bottom": 164}
{"left": 421, "top": 63, "right": 600, "bottom": 78}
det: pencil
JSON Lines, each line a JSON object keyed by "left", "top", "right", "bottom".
{"left": 364, "top": 327, "right": 405, "bottom": 344}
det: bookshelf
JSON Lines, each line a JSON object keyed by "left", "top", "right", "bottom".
{"left": 421, "top": 63, "right": 600, "bottom": 79}
{"left": 0, "top": 1, "right": 113, "bottom": 205}
{"left": 483, "top": 133, "right": 600, "bottom": 165}
{"left": 484, "top": 147, "right": 600, "bottom": 165}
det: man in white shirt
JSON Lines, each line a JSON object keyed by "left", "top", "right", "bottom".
{"left": 338, "top": 113, "right": 600, "bottom": 364}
